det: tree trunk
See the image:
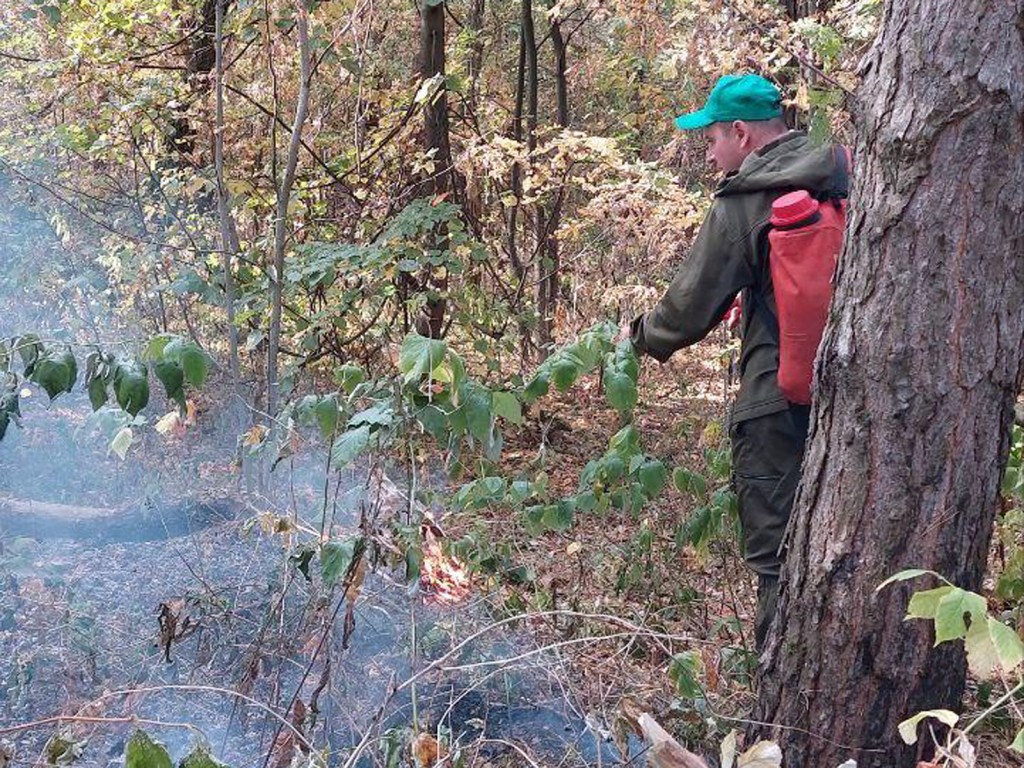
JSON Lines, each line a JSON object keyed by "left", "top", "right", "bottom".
{"left": 413, "top": 0, "right": 450, "bottom": 339}
{"left": 266, "top": 1, "right": 312, "bottom": 421}
{"left": 537, "top": 5, "right": 568, "bottom": 355}
{"left": 755, "top": 2, "right": 1024, "bottom": 766}
{"left": 781, "top": 0, "right": 831, "bottom": 19}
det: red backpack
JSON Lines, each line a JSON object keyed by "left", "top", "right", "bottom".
{"left": 766, "top": 146, "right": 851, "bottom": 404}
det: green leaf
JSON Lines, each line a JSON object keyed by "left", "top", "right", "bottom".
{"left": 88, "top": 375, "right": 108, "bottom": 410}
{"left": 331, "top": 424, "right": 372, "bottom": 468}
{"left": 179, "top": 747, "right": 228, "bottom": 768}
{"left": 637, "top": 460, "right": 667, "bottom": 498}
{"left": 30, "top": 348, "right": 77, "bottom": 400}
{"left": 399, "top": 333, "right": 447, "bottom": 384}
{"left": 124, "top": 730, "right": 173, "bottom": 768}
{"left": 905, "top": 586, "right": 954, "bottom": 620}
{"left": 114, "top": 361, "right": 150, "bottom": 416}
{"left": 179, "top": 343, "right": 209, "bottom": 389}
{"left": 897, "top": 709, "right": 958, "bottom": 745}
{"left": 321, "top": 536, "right": 363, "bottom": 585}
{"left": 876, "top": 568, "right": 945, "bottom": 591}
{"left": 16, "top": 333, "right": 42, "bottom": 373}
{"left": 315, "top": 394, "right": 340, "bottom": 438}
{"left": 604, "top": 369, "right": 637, "bottom": 413}
{"left": 934, "top": 587, "right": 987, "bottom": 644}
{"left": 334, "top": 363, "right": 365, "bottom": 394}
{"left": 608, "top": 424, "right": 641, "bottom": 456}
{"left": 668, "top": 650, "right": 704, "bottom": 700}
{"left": 1011, "top": 728, "right": 1024, "bottom": 753}
{"left": 672, "top": 467, "right": 707, "bottom": 498}
{"left": 551, "top": 354, "right": 584, "bottom": 392}
{"left": 522, "top": 371, "right": 550, "bottom": 402}
{"left": 964, "top": 614, "right": 1024, "bottom": 679}
{"left": 145, "top": 334, "right": 175, "bottom": 362}
{"left": 460, "top": 381, "right": 492, "bottom": 443}
{"left": 541, "top": 500, "right": 575, "bottom": 532}
{"left": 492, "top": 391, "right": 522, "bottom": 424}
{"left": 154, "top": 361, "right": 185, "bottom": 408}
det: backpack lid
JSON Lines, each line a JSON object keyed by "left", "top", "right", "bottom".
{"left": 771, "top": 190, "right": 820, "bottom": 227}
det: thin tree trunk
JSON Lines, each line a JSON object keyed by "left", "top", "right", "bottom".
{"left": 413, "top": 0, "right": 451, "bottom": 339}
{"left": 214, "top": 0, "right": 241, "bottom": 394}
{"left": 266, "top": 1, "right": 311, "bottom": 421}
{"left": 755, "top": 2, "right": 1024, "bottom": 766}
{"left": 536, "top": 5, "right": 568, "bottom": 354}
{"left": 781, "top": 0, "right": 831, "bottom": 18}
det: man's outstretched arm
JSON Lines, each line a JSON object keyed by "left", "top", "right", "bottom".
{"left": 630, "top": 205, "right": 755, "bottom": 362}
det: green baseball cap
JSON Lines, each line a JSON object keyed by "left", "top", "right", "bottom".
{"left": 674, "top": 74, "right": 783, "bottom": 130}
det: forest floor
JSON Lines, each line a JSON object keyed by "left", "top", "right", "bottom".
{"left": 0, "top": 329, "right": 1019, "bottom": 767}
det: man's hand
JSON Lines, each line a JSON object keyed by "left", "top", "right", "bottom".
{"left": 615, "top": 320, "right": 633, "bottom": 344}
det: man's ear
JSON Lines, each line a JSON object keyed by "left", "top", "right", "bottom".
{"left": 733, "top": 120, "right": 752, "bottom": 148}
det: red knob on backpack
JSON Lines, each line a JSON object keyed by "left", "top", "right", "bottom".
{"left": 771, "top": 190, "right": 820, "bottom": 227}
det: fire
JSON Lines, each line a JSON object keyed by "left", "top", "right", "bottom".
{"left": 420, "top": 525, "right": 471, "bottom": 605}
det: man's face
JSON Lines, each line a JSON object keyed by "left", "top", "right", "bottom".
{"left": 703, "top": 122, "right": 751, "bottom": 174}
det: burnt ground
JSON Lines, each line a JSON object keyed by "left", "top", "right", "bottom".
{"left": 1, "top": 333, "right": 1018, "bottom": 767}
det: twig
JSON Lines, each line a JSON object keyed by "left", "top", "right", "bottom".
{"left": 0, "top": 715, "right": 203, "bottom": 737}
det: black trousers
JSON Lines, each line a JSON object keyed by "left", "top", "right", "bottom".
{"left": 730, "top": 405, "right": 811, "bottom": 647}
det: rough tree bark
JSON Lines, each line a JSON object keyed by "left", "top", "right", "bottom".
{"left": 755, "top": 2, "right": 1024, "bottom": 766}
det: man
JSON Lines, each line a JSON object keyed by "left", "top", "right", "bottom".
{"left": 628, "top": 74, "right": 848, "bottom": 648}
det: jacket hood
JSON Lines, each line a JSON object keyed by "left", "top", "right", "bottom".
{"left": 716, "top": 132, "right": 837, "bottom": 197}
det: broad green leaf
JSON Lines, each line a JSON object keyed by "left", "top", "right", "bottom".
{"left": 179, "top": 343, "right": 209, "bottom": 389}
{"left": 114, "top": 361, "right": 150, "bottom": 416}
{"left": 348, "top": 401, "right": 394, "bottom": 429}
{"left": 31, "top": 354, "right": 73, "bottom": 400}
{"left": 897, "top": 709, "right": 958, "bottom": 745}
{"left": 542, "top": 499, "right": 575, "bottom": 532}
{"left": 145, "top": 334, "right": 175, "bottom": 362}
{"left": 522, "top": 371, "right": 550, "bottom": 402}
{"left": 988, "top": 616, "right": 1024, "bottom": 671}
{"left": 673, "top": 467, "right": 707, "bottom": 497}
{"left": 334, "top": 363, "right": 365, "bottom": 394}
{"left": 876, "top": 568, "right": 946, "bottom": 591}
{"left": 460, "top": 381, "right": 492, "bottom": 443}
{"left": 331, "top": 424, "right": 372, "bottom": 468}
{"left": 668, "top": 650, "right": 703, "bottom": 700}
{"left": 905, "top": 586, "right": 953, "bottom": 620}
{"left": 637, "top": 460, "right": 667, "bottom": 498}
{"left": 321, "top": 536, "right": 363, "bottom": 585}
{"left": 492, "top": 391, "right": 522, "bottom": 424}
{"left": 110, "top": 427, "right": 133, "bottom": 460}
{"left": 154, "top": 361, "right": 185, "bottom": 408}
{"left": 399, "top": 334, "right": 447, "bottom": 384}
{"left": 124, "top": 730, "right": 173, "bottom": 768}
{"left": 964, "top": 615, "right": 1024, "bottom": 679}
{"left": 608, "top": 424, "right": 641, "bottom": 456}
{"left": 933, "top": 587, "right": 987, "bottom": 644}
{"left": 315, "top": 394, "right": 340, "bottom": 438}
{"left": 16, "top": 333, "right": 42, "bottom": 373}
{"left": 551, "top": 354, "right": 584, "bottom": 392}
{"left": 604, "top": 369, "right": 637, "bottom": 413}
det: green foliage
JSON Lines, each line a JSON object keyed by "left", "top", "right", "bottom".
{"left": 886, "top": 571, "right": 1024, "bottom": 754}
{"left": 146, "top": 335, "right": 209, "bottom": 410}
{"left": 321, "top": 536, "right": 365, "bottom": 586}
{"left": 668, "top": 650, "right": 704, "bottom": 700}
{"left": 124, "top": 730, "right": 173, "bottom": 768}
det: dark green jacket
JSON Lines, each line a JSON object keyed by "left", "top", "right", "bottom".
{"left": 631, "top": 132, "right": 844, "bottom": 423}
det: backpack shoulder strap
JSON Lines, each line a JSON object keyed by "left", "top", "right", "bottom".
{"left": 829, "top": 144, "right": 852, "bottom": 201}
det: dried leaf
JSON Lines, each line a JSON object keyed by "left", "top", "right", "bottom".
{"left": 737, "top": 741, "right": 782, "bottom": 768}
{"left": 411, "top": 732, "right": 442, "bottom": 768}
{"left": 637, "top": 713, "right": 709, "bottom": 768}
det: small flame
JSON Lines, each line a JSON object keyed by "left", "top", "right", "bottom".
{"left": 420, "top": 528, "right": 471, "bottom": 605}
